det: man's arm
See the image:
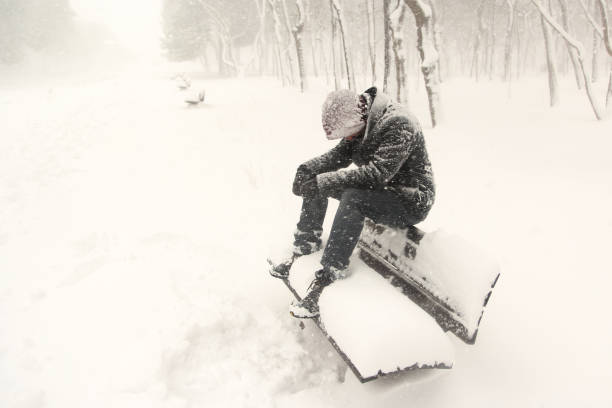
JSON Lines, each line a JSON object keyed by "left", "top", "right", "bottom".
{"left": 301, "top": 138, "right": 353, "bottom": 175}
{"left": 316, "top": 119, "right": 415, "bottom": 194}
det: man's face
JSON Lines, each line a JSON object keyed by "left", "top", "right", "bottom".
{"left": 323, "top": 122, "right": 365, "bottom": 140}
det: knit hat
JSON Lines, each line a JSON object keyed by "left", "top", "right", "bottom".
{"left": 321, "top": 89, "right": 368, "bottom": 140}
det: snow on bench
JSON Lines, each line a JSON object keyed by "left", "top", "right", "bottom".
{"left": 358, "top": 219, "right": 500, "bottom": 344}
{"left": 287, "top": 251, "right": 455, "bottom": 383}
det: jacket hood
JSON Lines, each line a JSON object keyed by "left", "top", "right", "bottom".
{"left": 362, "top": 87, "right": 390, "bottom": 141}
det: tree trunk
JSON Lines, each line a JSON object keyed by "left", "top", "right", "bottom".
{"left": 329, "top": 0, "right": 341, "bottom": 90}
{"left": 331, "top": 0, "right": 356, "bottom": 90}
{"left": 596, "top": 0, "right": 611, "bottom": 56}
{"left": 540, "top": 0, "right": 559, "bottom": 107}
{"left": 488, "top": 1, "right": 497, "bottom": 79}
{"left": 471, "top": 0, "right": 487, "bottom": 81}
{"left": 317, "top": 37, "right": 331, "bottom": 85}
{"left": 504, "top": 0, "right": 516, "bottom": 81}
{"left": 389, "top": 2, "right": 408, "bottom": 103}
{"left": 365, "top": 0, "right": 376, "bottom": 85}
{"left": 429, "top": 0, "right": 443, "bottom": 82}
{"left": 592, "top": 27, "right": 601, "bottom": 83}
{"left": 383, "top": 0, "right": 392, "bottom": 92}
{"left": 269, "top": 0, "right": 289, "bottom": 86}
{"left": 404, "top": 0, "right": 442, "bottom": 127}
{"left": 310, "top": 30, "right": 319, "bottom": 78}
{"left": 514, "top": 8, "right": 521, "bottom": 80}
{"left": 280, "top": 0, "right": 297, "bottom": 84}
{"left": 607, "top": 69, "right": 612, "bottom": 108}
{"left": 531, "top": 0, "right": 604, "bottom": 120}
{"left": 291, "top": 0, "right": 308, "bottom": 92}
{"left": 557, "top": 0, "right": 583, "bottom": 89}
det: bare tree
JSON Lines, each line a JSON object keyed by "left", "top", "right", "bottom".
{"left": 290, "top": 0, "right": 308, "bottom": 92}
{"left": 487, "top": 0, "right": 497, "bottom": 80}
{"left": 471, "top": 0, "right": 488, "bottom": 81}
{"left": 608, "top": 70, "right": 612, "bottom": 107}
{"left": 389, "top": 1, "right": 409, "bottom": 103}
{"left": 429, "top": 0, "right": 442, "bottom": 82}
{"left": 539, "top": 0, "right": 559, "bottom": 107}
{"left": 329, "top": 0, "right": 341, "bottom": 90}
{"left": 598, "top": 0, "right": 612, "bottom": 55}
{"left": 531, "top": 0, "right": 605, "bottom": 119}
{"left": 280, "top": 0, "right": 297, "bottom": 83}
{"left": 268, "top": 0, "right": 290, "bottom": 85}
{"left": 330, "top": 0, "right": 356, "bottom": 90}
{"left": 365, "top": 0, "right": 376, "bottom": 84}
{"left": 504, "top": 0, "right": 516, "bottom": 81}
{"left": 557, "top": 0, "right": 583, "bottom": 89}
{"left": 580, "top": 0, "right": 612, "bottom": 108}
{"left": 383, "top": 0, "right": 393, "bottom": 92}
{"left": 592, "top": 1, "right": 602, "bottom": 83}
{"left": 403, "top": 0, "right": 442, "bottom": 127}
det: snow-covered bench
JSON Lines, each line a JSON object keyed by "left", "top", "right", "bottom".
{"left": 285, "top": 219, "right": 500, "bottom": 383}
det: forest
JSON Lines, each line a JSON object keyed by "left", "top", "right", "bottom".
{"left": 162, "top": 0, "right": 612, "bottom": 123}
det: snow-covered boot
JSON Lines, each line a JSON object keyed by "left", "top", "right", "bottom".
{"left": 267, "top": 241, "right": 322, "bottom": 279}
{"left": 289, "top": 269, "right": 336, "bottom": 318}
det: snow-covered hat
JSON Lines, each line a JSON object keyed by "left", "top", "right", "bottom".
{"left": 321, "top": 89, "right": 367, "bottom": 140}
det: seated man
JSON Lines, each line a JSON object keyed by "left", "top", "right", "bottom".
{"left": 269, "top": 87, "right": 435, "bottom": 318}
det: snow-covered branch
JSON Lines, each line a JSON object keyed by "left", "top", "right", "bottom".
{"left": 530, "top": 0, "right": 585, "bottom": 56}
{"left": 578, "top": 0, "right": 604, "bottom": 40}
{"left": 531, "top": 0, "right": 605, "bottom": 120}
{"left": 597, "top": 0, "right": 612, "bottom": 56}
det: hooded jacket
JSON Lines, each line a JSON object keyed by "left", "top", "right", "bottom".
{"left": 303, "top": 87, "right": 435, "bottom": 221}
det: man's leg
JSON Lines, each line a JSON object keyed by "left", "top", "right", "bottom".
{"left": 321, "top": 188, "right": 419, "bottom": 275}
{"left": 268, "top": 195, "right": 328, "bottom": 279}
{"left": 291, "top": 188, "right": 419, "bottom": 318}
{"left": 294, "top": 195, "right": 328, "bottom": 253}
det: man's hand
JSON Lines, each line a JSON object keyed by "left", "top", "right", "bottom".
{"left": 293, "top": 165, "right": 316, "bottom": 196}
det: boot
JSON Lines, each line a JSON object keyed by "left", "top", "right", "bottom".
{"left": 268, "top": 230, "right": 322, "bottom": 279}
{"left": 289, "top": 269, "right": 336, "bottom": 318}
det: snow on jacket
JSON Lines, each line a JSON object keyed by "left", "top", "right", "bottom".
{"left": 304, "top": 87, "right": 435, "bottom": 221}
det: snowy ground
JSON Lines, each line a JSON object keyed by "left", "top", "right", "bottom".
{"left": 1, "top": 69, "right": 611, "bottom": 407}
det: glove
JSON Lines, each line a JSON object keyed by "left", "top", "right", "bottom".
{"left": 292, "top": 164, "right": 316, "bottom": 196}
{"left": 300, "top": 177, "right": 319, "bottom": 197}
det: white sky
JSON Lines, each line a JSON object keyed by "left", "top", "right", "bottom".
{"left": 70, "top": 0, "right": 162, "bottom": 56}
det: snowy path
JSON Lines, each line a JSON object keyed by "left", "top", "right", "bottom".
{"left": 1, "top": 73, "right": 611, "bottom": 407}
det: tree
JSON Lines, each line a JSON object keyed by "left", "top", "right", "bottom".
{"left": 330, "top": 0, "right": 356, "bottom": 90}
{"left": 579, "top": 0, "right": 612, "bottom": 109}
{"left": 383, "top": 0, "right": 393, "bottom": 92}
{"left": 389, "top": 1, "right": 409, "bottom": 103}
{"left": 531, "top": 0, "right": 605, "bottom": 119}
{"left": 471, "top": 0, "right": 488, "bottom": 81}
{"left": 291, "top": 0, "right": 308, "bottom": 92}
{"left": 365, "top": 0, "right": 376, "bottom": 84}
{"left": 557, "top": 0, "right": 583, "bottom": 89}
{"left": 539, "top": 0, "right": 559, "bottom": 107}
{"left": 404, "top": 0, "right": 442, "bottom": 127}
{"left": 0, "top": 0, "right": 74, "bottom": 65}
{"left": 162, "top": 0, "right": 210, "bottom": 62}
{"left": 503, "top": 0, "right": 516, "bottom": 82}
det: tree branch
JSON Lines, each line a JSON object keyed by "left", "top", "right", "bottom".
{"left": 578, "top": 0, "right": 604, "bottom": 40}
{"left": 597, "top": 0, "right": 612, "bottom": 56}
{"left": 530, "top": 0, "right": 584, "bottom": 56}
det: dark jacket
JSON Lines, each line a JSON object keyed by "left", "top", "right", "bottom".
{"left": 303, "top": 88, "right": 435, "bottom": 221}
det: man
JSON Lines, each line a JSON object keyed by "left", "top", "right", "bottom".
{"left": 269, "top": 87, "right": 435, "bottom": 318}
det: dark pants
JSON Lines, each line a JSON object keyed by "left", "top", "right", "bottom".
{"left": 295, "top": 188, "right": 422, "bottom": 273}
